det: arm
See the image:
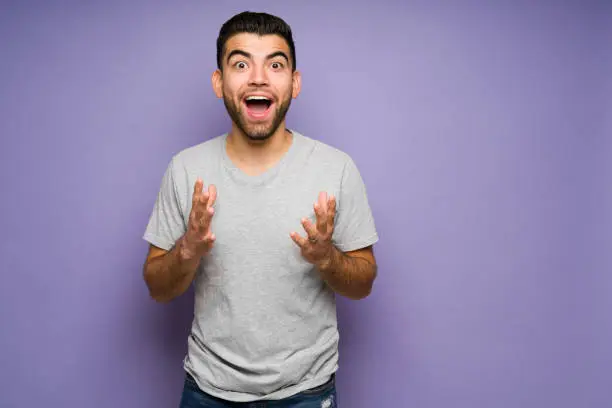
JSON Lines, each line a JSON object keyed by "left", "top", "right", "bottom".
{"left": 142, "top": 238, "right": 202, "bottom": 303}
{"left": 143, "top": 179, "right": 217, "bottom": 303}
{"left": 317, "top": 245, "right": 377, "bottom": 300}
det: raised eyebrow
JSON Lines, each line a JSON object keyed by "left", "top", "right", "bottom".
{"left": 226, "top": 50, "right": 251, "bottom": 64}
{"left": 267, "top": 51, "right": 290, "bottom": 64}
{"left": 226, "top": 50, "right": 290, "bottom": 66}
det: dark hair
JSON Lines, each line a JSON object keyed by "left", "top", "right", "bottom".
{"left": 216, "top": 11, "right": 296, "bottom": 71}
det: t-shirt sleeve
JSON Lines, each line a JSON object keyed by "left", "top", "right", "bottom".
{"left": 332, "top": 155, "right": 379, "bottom": 252}
{"left": 143, "top": 157, "right": 187, "bottom": 251}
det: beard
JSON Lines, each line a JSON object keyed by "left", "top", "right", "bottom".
{"left": 223, "top": 92, "right": 292, "bottom": 141}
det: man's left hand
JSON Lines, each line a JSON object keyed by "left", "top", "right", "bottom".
{"left": 290, "top": 191, "right": 336, "bottom": 270}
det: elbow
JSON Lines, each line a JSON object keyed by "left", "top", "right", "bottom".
{"left": 143, "top": 266, "right": 174, "bottom": 304}
{"left": 346, "top": 291, "right": 371, "bottom": 301}
{"left": 347, "top": 284, "right": 373, "bottom": 300}
{"left": 145, "top": 282, "right": 175, "bottom": 304}
{"left": 346, "top": 269, "right": 377, "bottom": 300}
{"left": 146, "top": 283, "right": 176, "bottom": 304}
{"left": 147, "top": 285, "right": 173, "bottom": 303}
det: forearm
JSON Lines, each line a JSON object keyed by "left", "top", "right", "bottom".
{"left": 143, "top": 236, "right": 201, "bottom": 303}
{"left": 317, "top": 246, "right": 377, "bottom": 300}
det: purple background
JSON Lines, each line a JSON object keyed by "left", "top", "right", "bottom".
{"left": 1, "top": 1, "right": 610, "bottom": 407}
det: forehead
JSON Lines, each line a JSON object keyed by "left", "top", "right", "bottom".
{"left": 224, "top": 33, "right": 290, "bottom": 58}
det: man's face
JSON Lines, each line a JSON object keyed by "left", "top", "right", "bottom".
{"left": 213, "top": 33, "right": 301, "bottom": 141}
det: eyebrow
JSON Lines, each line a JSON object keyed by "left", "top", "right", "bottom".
{"left": 226, "top": 49, "right": 290, "bottom": 66}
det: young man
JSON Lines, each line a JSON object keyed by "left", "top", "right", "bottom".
{"left": 142, "top": 11, "right": 378, "bottom": 408}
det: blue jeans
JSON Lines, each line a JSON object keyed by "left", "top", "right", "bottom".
{"left": 179, "top": 373, "right": 338, "bottom": 408}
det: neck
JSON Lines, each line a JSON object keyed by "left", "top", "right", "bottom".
{"left": 226, "top": 122, "right": 293, "bottom": 168}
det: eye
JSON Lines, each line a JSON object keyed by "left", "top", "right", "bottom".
{"left": 271, "top": 61, "right": 283, "bottom": 70}
{"left": 234, "top": 61, "right": 248, "bottom": 70}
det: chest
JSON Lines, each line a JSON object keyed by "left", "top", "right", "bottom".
{"left": 212, "top": 181, "right": 333, "bottom": 249}
{"left": 195, "top": 178, "right": 340, "bottom": 287}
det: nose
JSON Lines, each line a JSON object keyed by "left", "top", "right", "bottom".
{"left": 248, "top": 63, "right": 269, "bottom": 87}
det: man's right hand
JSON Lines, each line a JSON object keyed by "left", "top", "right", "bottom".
{"left": 179, "top": 178, "right": 217, "bottom": 261}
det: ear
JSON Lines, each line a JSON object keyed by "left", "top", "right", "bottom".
{"left": 211, "top": 69, "right": 223, "bottom": 98}
{"left": 291, "top": 70, "right": 302, "bottom": 99}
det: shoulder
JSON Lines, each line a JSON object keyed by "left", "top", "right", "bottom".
{"left": 294, "top": 131, "right": 353, "bottom": 170}
{"left": 159, "top": 135, "right": 225, "bottom": 182}
{"left": 158, "top": 135, "right": 224, "bottom": 193}
{"left": 171, "top": 135, "right": 224, "bottom": 168}
{"left": 292, "top": 131, "right": 370, "bottom": 192}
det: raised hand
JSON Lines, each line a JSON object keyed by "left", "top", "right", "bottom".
{"left": 179, "top": 178, "right": 217, "bottom": 260}
{"left": 290, "top": 191, "right": 337, "bottom": 269}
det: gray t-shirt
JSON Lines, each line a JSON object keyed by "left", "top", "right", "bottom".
{"left": 143, "top": 130, "right": 378, "bottom": 402}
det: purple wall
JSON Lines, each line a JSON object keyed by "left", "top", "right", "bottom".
{"left": 1, "top": 2, "right": 609, "bottom": 407}
{"left": 588, "top": 2, "right": 612, "bottom": 405}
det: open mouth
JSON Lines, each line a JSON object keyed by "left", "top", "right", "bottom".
{"left": 244, "top": 95, "right": 273, "bottom": 119}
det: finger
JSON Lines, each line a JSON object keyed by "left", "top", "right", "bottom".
{"left": 199, "top": 206, "right": 214, "bottom": 233}
{"left": 327, "top": 195, "right": 337, "bottom": 231}
{"left": 314, "top": 201, "right": 327, "bottom": 235}
{"left": 192, "top": 206, "right": 205, "bottom": 224}
{"left": 195, "top": 231, "right": 215, "bottom": 252}
{"left": 192, "top": 179, "right": 204, "bottom": 207}
{"left": 190, "top": 196, "right": 206, "bottom": 225}
{"left": 301, "top": 217, "right": 318, "bottom": 239}
{"left": 192, "top": 180, "right": 209, "bottom": 214}
{"left": 318, "top": 191, "right": 328, "bottom": 213}
{"left": 290, "top": 231, "right": 307, "bottom": 248}
{"left": 207, "top": 184, "right": 217, "bottom": 208}
{"left": 190, "top": 193, "right": 208, "bottom": 227}
{"left": 199, "top": 189, "right": 209, "bottom": 206}
{"left": 192, "top": 201, "right": 213, "bottom": 232}
{"left": 204, "top": 232, "right": 216, "bottom": 245}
